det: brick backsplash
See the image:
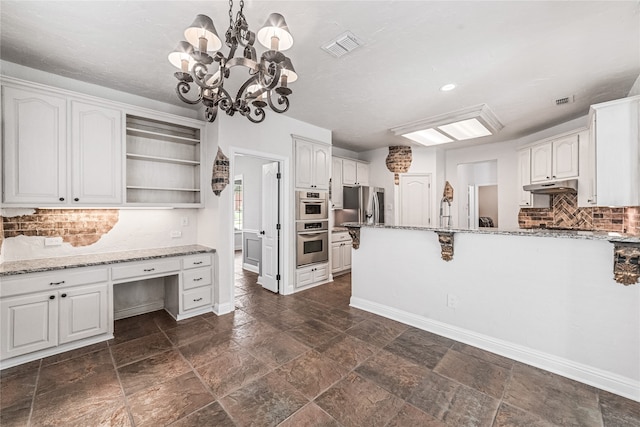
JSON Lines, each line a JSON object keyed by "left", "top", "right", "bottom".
{"left": 1, "top": 209, "right": 119, "bottom": 247}
{"left": 519, "top": 193, "right": 640, "bottom": 235}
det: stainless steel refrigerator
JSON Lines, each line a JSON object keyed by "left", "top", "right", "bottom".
{"left": 343, "top": 186, "right": 385, "bottom": 224}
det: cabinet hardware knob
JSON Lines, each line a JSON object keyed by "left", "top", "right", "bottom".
{"left": 59, "top": 197, "right": 65, "bottom": 202}
{"left": 193, "top": 261, "right": 203, "bottom": 265}
{"left": 49, "top": 295, "right": 55, "bottom": 300}
{"left": 194, "top": 277, "right": 202, "bottom": 281}
{"left": 143, "top": 268, "right": 155, "bottom": 272}
{"left": 74, "top": 198, "right": 79, "bottom": 202}
{"left": 49, "top": 281, "right": 65, "bottom": 286}
{"left": 260, "top": 231, "right": 266, "bottom": 235}
{"left": 193, "top": 297, "right": 203, "bottom": 302}
{"left": 61, "top": 293, "right": 67, "bottom": 298}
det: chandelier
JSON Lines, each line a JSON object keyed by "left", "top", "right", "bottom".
{"left": 168, "top": 0, "right": 297, "bottom": 123}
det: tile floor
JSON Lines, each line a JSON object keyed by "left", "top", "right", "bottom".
{"left": 1, "top": 254, "right": 639, "bottom": 426}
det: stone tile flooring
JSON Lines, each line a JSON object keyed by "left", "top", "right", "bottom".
{"left": 2, "top": 256, "right": 639, "bottom": 426}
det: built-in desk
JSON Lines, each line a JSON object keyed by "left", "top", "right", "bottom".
{"left": 0, "top": 245, "right": 215, "bottom": 369}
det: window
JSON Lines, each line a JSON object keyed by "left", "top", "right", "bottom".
{"left": 234, "top": 175, "right": 243, "bottom": 230}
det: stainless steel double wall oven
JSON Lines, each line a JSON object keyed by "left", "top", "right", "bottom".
{"left": 295, "top": 190, "right": 329, "bottom": 267}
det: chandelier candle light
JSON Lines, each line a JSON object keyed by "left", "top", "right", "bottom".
{"left": 168, "top": 0, "right": 297, "bottom": 123}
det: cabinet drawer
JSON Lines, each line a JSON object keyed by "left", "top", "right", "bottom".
{"left": 183, "top": 268, "right": 212, "bottom": 291}
{"left": 182, "top": 286, "right": 212, "bottom": 311}
{"left": 111, "top": 259, "right": 181, "bottom": 281}
{"left": 1, "top": 268, "right": 108, "bottom": 298}
{"left": 333, "top": 232, "right": 352, "bottom": 243}
{"left": 183, "top": 254, "right": 212, "bottom": 270}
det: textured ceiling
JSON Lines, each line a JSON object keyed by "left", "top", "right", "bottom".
{"left": 1, "top": 1, "right": 638, "bottom": 151}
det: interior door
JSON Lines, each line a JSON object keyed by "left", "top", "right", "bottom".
{"left": 260, "top": 162, "right": 280, "bottom": 293}
{"left": 399, "top": 174, "right": 432, "bottom": 226}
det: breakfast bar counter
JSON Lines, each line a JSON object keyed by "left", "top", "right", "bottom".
{"left": 344, "top": 224, "right": 640, "bottom": 401}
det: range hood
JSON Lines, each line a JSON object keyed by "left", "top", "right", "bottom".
{"left": 523, "top": 179, "right": 578, "bottom": 194}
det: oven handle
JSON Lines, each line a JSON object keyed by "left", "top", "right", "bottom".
{"left": 297, "top": 231, "right": 328, "bottom": 236}
{"left": 301, "top": 201, "right": 324, "bottom": 204}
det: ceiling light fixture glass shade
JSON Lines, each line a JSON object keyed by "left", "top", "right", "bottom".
{"left": 437, "top": 118, "right": 492, "bottom": 140}
{"left": 168, "top": 0, "right": 296, "bottom": 123}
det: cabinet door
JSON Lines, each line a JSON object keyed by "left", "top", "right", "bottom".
{"left": 312, "top": 144, "right": 330, "bottom": 190}
{"left": 331, "top": 242, "right": 343, "bottom": 273}
{"left": 71, "top": 101, "right": 123, "bottom": 204}
{"left": 313, "top": 263, "right": 330, "bottom": 282}
{"left": 341, "top": 243, "right": 352, "bottom": 270}
{"left": 58, "top": 283, "right": 109, "bottom": 344}
{"left": 295, "top": 266, "right": 314, "bottom": 288}
{"left": 552, "top": 134, "right": 579, "bottom": 179}
{"left": 295, "top": 140, "right": 314, "bottom": 189}
{"left": 530, "top": 143, "right": 553, "bottom": 182}
{"left": 342, "top": 159, "right": 357, "bottom": 185}
{"left": 0, "top": 293, "right": 58, "bottom": 359}
{"left": 517, "top": 149, "right": 532, "bottom": 207}
{"left": 2, "top": 86, "right": 67, "bottom": 204}
{"left": 331, "top": 157, "right": 343, "bottom": 208}
{"left": 356, "top": 162, "right": 369, "bottom": 186}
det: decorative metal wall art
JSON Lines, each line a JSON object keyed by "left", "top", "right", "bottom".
{"left": 346, "top": 226, "right": 360, "bottom": 249}
{"left": 436, "top": 231, "right": 454, "bottom": 261}
{"left": 212, "top": 147, "right": 230, "bottom": 196}
{"left": 613, "top": 243, "right": 640, "bottom": 285}
{"left": 385, "top": 146, "right": 412, "bottom": 185}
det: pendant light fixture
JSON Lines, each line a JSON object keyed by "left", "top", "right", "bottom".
{"left": 168, "top": 0, "right": 297, "bottom": 123}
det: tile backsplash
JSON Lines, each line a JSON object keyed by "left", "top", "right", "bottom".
{"left": 519, "top": 193, "right": 640, "bottom": 235}
{"left": 2, "top": 209, "right": 120, "bottom": 247}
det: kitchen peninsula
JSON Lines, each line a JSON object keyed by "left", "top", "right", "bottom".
{"left": 345, "top": 223, "right": 640, "bottom": 401}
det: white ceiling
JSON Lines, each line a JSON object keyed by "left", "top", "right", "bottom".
{"left": 1, "top": 1, "right": 638, "bottom": 152}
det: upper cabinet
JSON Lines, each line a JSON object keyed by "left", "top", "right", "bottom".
{"left": 342, "top": 159, "right": 369, "bottom": 186}
{"left": 331, "top": 157, "right": 344, "bottom": 209}
{"left": 581, "top": 96, "right": 640, "bottom": 207}
{"left": 517, "top": 148, "right": 532, "bottom": 207}
{"left": 294, "top": 138, "right": 330, "bottom": 190}
{"left": 2, "top": 85, "right": 122, "bottom": 206}
{"left": 530, "top": 133, "right": 579, "bottom": 183}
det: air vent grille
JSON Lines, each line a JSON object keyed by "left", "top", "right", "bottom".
{"left": 555, "top": 95, "right": 575, "bottom": 106}
{"left": 321, "top": 31, "right": 364, "bottom": 58}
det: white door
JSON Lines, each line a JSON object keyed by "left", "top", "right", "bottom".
{"left": 260, "top": 162, "right": 280, "bottom": 293}
{"left": 399, "top": 174, "right": 432, "bottom": 226}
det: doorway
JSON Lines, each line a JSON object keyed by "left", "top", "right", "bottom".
{"left": 457, "top": 160, "right": 498, "bottom": 228}
{"left": 232, "top": 151, "right": 283, "bottom": 294}
{"left": 398, "top": 173, "right": 432, "bottom": 226}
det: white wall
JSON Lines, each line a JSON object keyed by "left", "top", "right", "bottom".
{"left": 351, "top": 227, "right": 640, "bottom": 401}
{"left": 234, "top": 156, "right": 273, "bottom": 231}
{"left": 196, "top": 112, "right": 331, "bottom": 313}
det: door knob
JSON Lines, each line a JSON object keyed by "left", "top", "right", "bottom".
{"left": 260, "top": 231, "right": 266, "bottom": 235}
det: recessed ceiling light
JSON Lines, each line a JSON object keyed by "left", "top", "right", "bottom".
{"left": 440, "top": 83, "right": 456, "bottom": 92}
{"left": 402, "top": 129, "right": 453, "bottom": 146}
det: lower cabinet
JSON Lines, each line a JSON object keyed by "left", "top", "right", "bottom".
{"left": 296, "top": 262, "right": 329, "bottom": 288}
{"left": 1, "top": 269, "right": 109, "bottom": 361}
{"left": 331, "top": 232, "right": 352, "bottom": 274}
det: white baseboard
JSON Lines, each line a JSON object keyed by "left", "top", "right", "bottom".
{"left": 242, "top": 263, "right": 259, "bottom": 274}
{"left": 350, "top": 297, "right": 640, "bottom": 402}
{"left": 114, "top": 300, "right": 165, "bottom": 320}
{"left": 213, "top": 302, "right": 234, "bottom": 316}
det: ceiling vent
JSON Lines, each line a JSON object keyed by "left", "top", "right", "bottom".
{"left": 554, "top": 95, "right": 575, "bottom": 106}
{"left": 321, "top": 31, "right": 364, "bottom": 58}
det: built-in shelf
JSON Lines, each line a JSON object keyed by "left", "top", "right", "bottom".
{"left": 125, "top": 115, "right": 202, "bottom": 206}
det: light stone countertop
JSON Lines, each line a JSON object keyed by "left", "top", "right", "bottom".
{"left": 0, "top": 245, "right": 216, "bottom": 276}
{"left": 341, "top": 223, "right": 640, "bottom": 244}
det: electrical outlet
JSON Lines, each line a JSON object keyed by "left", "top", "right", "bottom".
{"left": 170, "top": 231, "right": 182, "bottom": 238}
{"left": 44, "top": 237, "right": 63, "bottom": 247}
{"left": 447, "top": 294, "right": 459, "bottom": 309}
{"left": 181, "top": 217, "right": 189, "bottom": 226}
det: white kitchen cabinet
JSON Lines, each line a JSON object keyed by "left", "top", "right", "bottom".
{"left": 0, "top": 268, "right": 109, "bottom": 361}
{"left": 517, "top": 148, "right": 533, "bottom": 207}
{"left": 2, "top": 85, "right": 67, "bottom": 204}
{"left": 331, "top": 232, "right": 352, "bottom": 274}
{"left": 530, "top": 134, "right": 579, "bottom": 183}
{"left": 2, "top": 84, "right": 123, "bottom": 206}
{"left": 342, "top": 159, "right": 370, "bottom": 186}
{"left": 295, "top": 262, "right": 329, "bottom": 288}
{"left": 331, "top": 157, "right": 344, "bottom": 209}
{"left": 295, "top": 138, "right": 330, "bottom": 190}
{"left": 581, "top": 96, "right": 640, "bottom": 207}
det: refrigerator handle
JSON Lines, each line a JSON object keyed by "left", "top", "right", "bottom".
{"left": 372, "top": 192, "right": 379, "bottom": 224}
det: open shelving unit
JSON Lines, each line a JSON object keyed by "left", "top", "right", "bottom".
{"left": 125, "top": 115, "right": 202, "bottom": 206}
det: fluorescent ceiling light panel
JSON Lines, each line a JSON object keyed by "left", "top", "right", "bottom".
{"left": 437, "top": 118, "right": 492, "bottom": 140}
{"left": 402, "top": 128, "right": 453, "bottom": 146}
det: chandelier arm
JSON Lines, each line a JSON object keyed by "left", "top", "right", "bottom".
{"left": 204, "top": 105, "right": 218, "bottom": 122}
{"left": 257, "top": 63, "right": 282, "bottom": 91}
{"left": 235, "top": 75, "right": 260, "bottom": 103}
{"left": 175, "top": 82, "right": 203, "bottom": 105}
{"left": 246, "top": 107, "right": 266, "bottom": 123}
{"left": 267, "top": 91, "right": 289, "bottom": 114}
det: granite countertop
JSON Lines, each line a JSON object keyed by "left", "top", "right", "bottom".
{"left": 332, "top": 227, "right": 350, "bottom": 233}
{"left": 0, "top": 245, "right": 216, "bottom": 276}
{"left": 341, "top": 223, "right": 640, "bottom": 244}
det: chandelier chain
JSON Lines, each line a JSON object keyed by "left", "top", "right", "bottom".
{"left": 228, "top": 0, "right": 234, "bottom": 28}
